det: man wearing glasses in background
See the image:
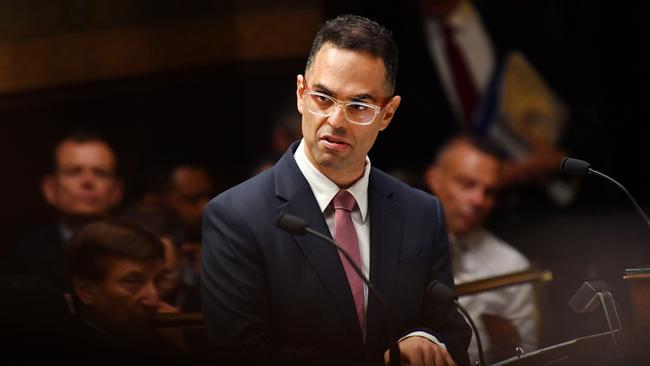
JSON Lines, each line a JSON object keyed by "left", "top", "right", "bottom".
{"left": 201, "top": 15, "right": 470, "bottom": 366}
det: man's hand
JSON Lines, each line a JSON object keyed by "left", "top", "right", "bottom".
{"left": 384, "top": 336, "right": 457, "bottom": 366}
{"left": 158, "top": 300, "right": 181, "bottom": 314}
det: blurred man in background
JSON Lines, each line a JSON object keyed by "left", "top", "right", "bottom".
{"left": 425, "top": 135, "right": 538, "bottom": 363}
{"left": 67, "top": 219, "right": 188, "bottom": 365}
{"left": 3, "top": 131, "right": 122, "bottom": 293}
{"left": 123, "top": 159, "right": 215, "bottom": 311}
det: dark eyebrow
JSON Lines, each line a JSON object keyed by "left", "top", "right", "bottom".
{"left": 311, "top": 82, "right": 378, "bottom": 103}
{"left": 350, "top": 94, "right": 377, "bottom": 103}
{"left": 311, "top": 83, "right": 334, "bottom": 96}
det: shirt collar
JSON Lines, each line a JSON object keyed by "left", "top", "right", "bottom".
{"left": 449, "top": 228, "right": 486, "bottom": 252}
{"left": 294, "top": 139, "right": 370, "bottom": 221}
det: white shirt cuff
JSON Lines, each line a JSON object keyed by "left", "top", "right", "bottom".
{"left": 399, "top": 331, "right": 447, "bottom": 350}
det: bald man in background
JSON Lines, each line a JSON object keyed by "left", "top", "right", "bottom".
{"left": 425, "top": 136, "right": 538, "bottom": 363}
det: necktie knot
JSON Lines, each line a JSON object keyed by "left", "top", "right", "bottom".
{"left": 333, "top": 190, "right": 356, "bottom": 212}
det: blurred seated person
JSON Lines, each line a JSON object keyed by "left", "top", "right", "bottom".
{"left": 250, "top": 102, "right": 303, "bottom": 176}
{"left": 425, "top": 135, "right": 538, "bottom": 362}
{"left": 127, "top": 159, "right": 214, "bottom": 311}
{"left": 67, "top": 220, "right": 189, "bottom": 365}
{"left": 121, "top": 204, "right": 201, "bottom": 312}
{"left": 3, "top": 131, "right": 123, "bottom": 293}
{"left": 141, "top": 160, "right": 214, "bottom": 242}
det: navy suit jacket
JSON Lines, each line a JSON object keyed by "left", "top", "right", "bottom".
{"left": 201, "top": 141, "right": 470, "bottom": 365}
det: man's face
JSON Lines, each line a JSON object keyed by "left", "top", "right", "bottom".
{"left": 163, "top": 166, "right": 214, "bottom": 236}
{"left": 426, "top": 142, "right": 500, "bottom": 237}
{"left": 43, "top": 140, "right": 122, "bottom": 218}
{"left": 76, "top": 258, "right": 163, "bottom": 337}
{"left": 296, "top": 44, "right": 401, "bottom": 184}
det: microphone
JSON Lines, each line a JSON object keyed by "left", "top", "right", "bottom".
{"left": 426, "top": 281, "right": 486, "bottom": 366}
{"left": 275, "top": 212, "right": 308, "bottom": 234}
{"left": 275, "top": 212, "right": 401, "bottom": 366}
{"left": 560, "top": 157, "right": 650, "bottom": 229}
{"left": 560, "top": 157, "right": 591, "bottom": 177}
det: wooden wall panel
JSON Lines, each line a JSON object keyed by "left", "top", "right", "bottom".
{"left": 0, "top": 7, "right": 321, "bottom": 95}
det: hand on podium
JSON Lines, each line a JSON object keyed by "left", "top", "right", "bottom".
{"left": 383, "top": 337, "right": 456, "bottom": 366}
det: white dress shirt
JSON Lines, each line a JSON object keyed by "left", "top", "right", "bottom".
{"left": 294, "top": 139, "right": 444, "bottom": 347}
{"left": 451, "top": 229, "right": 538, "bottom": 363}
{"left": 294, "top": 139, "right": 372, "bottom": 311}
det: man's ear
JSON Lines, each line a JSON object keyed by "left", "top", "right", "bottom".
{"left": 378, "top": 95, "right": 401, "bottom": 131}
{"left": 41, "top": 175, "right": 57, "bottom": 206}
{"left": 73, "top": 276, "right": 96, "bottom": 306}
{"left": 296, "top": 74, "right": 306, "bottom": 115}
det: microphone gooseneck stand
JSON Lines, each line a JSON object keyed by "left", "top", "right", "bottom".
{"left": 276, "top": 212, "right": 402, "bottom": 366}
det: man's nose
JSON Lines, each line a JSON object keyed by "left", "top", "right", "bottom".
{"left": 468, "top": 188, "right": 488, "bottom": 207}
{"left": 80, "top": 170, "right": 96, "bottom": 187}
{"left": 140, "top": 281, "right": 161, "bottom": 309}
{"left": 327, "top": 104, "right": 347, "bottom": 128}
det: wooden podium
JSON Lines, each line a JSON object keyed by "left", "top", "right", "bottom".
{"left": 623, "top": 269, "right": 650, "bottom": 363}
{"left": 623, "top": 270, "right": 650, "bottom": 335}
{"left": 455, "top": 268, "right": 553, "bottom": 296}
{"left": 153, "top": 268, "right": 554, "bottom": 328}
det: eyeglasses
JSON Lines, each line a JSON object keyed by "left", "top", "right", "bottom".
{"left": 302, "top": 82, "right": 390, "bottom": 126}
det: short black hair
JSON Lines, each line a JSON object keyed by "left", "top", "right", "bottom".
{"left": 433, "top": 134, "right": 508, "bottom": 165}
{"left": 68, "top": 220, "right": 164, "bottom": 282}
{"left": 143, "top": 159, "right": 212, "bottom": 198}
{"left": 305, "top": 14, "right": 399, "bottom": 95}
{"left": 48, "top": 131, "right": 117, "bottom": 174}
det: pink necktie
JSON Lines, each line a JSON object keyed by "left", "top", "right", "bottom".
{"left": 442, "top": 22, "right": 479, "bottom": 129}
{"left": 333, "top": 190, "right": 365, "bottom": 332}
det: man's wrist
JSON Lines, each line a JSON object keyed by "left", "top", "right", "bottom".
{"left": 399, "top": 331, "right": 447, "bottom": 350}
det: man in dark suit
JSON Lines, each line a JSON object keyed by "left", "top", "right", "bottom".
{"left": 3, "top": 132, "right": 123, "bottom": 292}
{"left": 201, "top": 15, "right": 470, "bottom": 366}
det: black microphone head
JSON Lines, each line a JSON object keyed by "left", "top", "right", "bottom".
{"left": 422, "top": 281, "right": 459, "bottom": 324}
{"left": 561, "top": 157, "right": 592, "bottom": 177}
{"left": 426, "top": 281, "right": 458, "bottom": 304}
{"left": 275, "top": 212, "right": 308, "bottom": 235}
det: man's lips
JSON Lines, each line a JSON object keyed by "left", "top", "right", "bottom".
{"left": 459, "top": 211, "right": 483, "bottom": 227}
{"left": 77, "top": 194, "right": 100, "bottom": 204}
{"left": 320, "top": 135, "right": 351, "bottom": 152}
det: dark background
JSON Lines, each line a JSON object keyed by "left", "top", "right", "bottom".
{"left": 1, "top": 0, "right": 649, "bottom": 352}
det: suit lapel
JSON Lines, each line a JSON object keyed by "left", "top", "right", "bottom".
{"left": 274, "top": 142, "right": 364, "bottom": 344}
{"left": 365, "top": 170, "right": 403, "bottom": 356}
